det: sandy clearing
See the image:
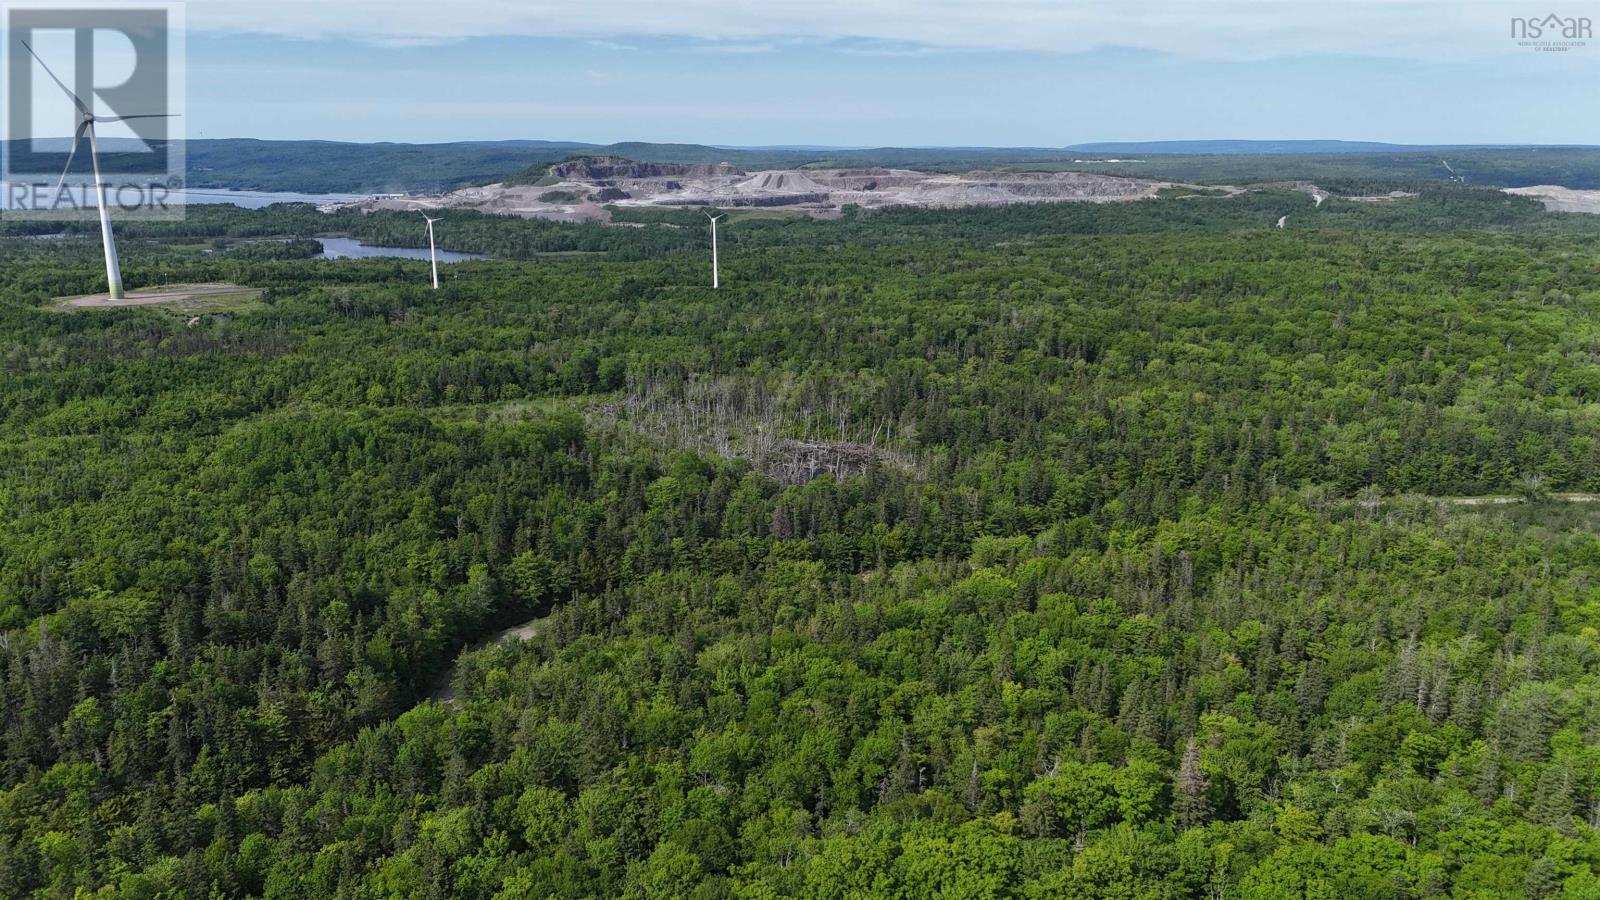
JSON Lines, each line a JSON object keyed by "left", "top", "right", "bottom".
{"left": 366, "top": 187, "right": 612, "bottom": 222}
{"left": 58, "top": 283, "right": 261, "bottom": 308}
{"left": 1347, "top": 191, "right": 1419, "bottom": 203}
{"left": 1503, "top": 185, "right": 1600, "bottom": 214}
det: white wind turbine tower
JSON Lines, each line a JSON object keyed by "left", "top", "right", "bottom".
{"left": 420, "top": 211, "right": 442, "bottom": 289}
{"left": 706, "top": 211, "right": 725, "bottom": 288}
{"left": 23, "top": 41, "right": 175, "bottom": 301}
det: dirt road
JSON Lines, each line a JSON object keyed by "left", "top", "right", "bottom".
{"left": 1444, "top": 493, "right": 1600, "bottom": 506}
{"left": 1364, "top": 493, "right": 1600, "bottom": 509}
{"left": 430, "top": 614, "right": 547, "bottom": 704}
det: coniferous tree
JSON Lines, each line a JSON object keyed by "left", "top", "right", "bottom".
{"left": 1174, "top": 737, "right": 1210, "bottom": 829}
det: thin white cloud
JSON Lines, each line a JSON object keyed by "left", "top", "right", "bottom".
{"left": 692, "top": 42, "right": 778, "bottom": 55}
{"left": 186, "top": 0, "right": 1557, "bottom": 62}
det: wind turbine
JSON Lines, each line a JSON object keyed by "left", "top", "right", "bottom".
{"left": 420, "top": 211, "right": 442, "bottom": 289}
{"left": 22, "top": 41, "right": 175, "bottom": 301}
{"left": 706, "top": 211, "right": 724, "bottom": 289}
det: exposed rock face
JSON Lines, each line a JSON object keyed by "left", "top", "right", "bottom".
{"left": 736, "top": 171, "right": 830, "bottom": 193}
{"left": 369, "top": 158, "right": 1206, "bottom": 222}
{"left": 738, "top": 193, "right": 830, "bottom": 207}
{"left": 550, "top": 156, "right": 744, "bottom": 180}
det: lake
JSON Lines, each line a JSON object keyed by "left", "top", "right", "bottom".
{"left": 315, "top": 237, "right": 485, "bottom": 262}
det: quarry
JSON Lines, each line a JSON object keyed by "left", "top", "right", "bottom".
{"left": 364, "top": 156, "right": 1190, "bottom": 221}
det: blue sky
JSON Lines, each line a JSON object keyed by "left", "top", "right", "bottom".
{"left": 110, "top": 2, "right": 1600, "bottom": 145}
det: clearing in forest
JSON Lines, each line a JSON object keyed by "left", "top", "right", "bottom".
{"left": 54, "top": 283, "right": 263, "bottom": 311}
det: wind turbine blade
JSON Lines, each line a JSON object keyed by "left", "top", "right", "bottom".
{"left": 95, "top": 113, "right": 179, "bottom": 123}
{"left": 53, "top": 121, "right": 89, "bottom": 192}
{"left": 19, "top": 41, "right": 88, "bottom": 114}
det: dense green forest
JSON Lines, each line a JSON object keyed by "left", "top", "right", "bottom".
{"left": 2, "top": 187, "right": 1600, "bottom": 897}
{"left": 1063, "top": 149, "right": 1600, "bottom": 190}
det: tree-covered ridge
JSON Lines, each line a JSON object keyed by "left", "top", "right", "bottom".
{"left": 6, "top": 183, "right": 1590, "bottom": 267}
{"left": 19, "top": 137, "right": 1600, "bottom": 193}
{"left": 1, "top": 194, "right": 1599, "bottom": 896}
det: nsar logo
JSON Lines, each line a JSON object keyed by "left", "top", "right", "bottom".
{"left": 1510, "top": 13, "right": 1592, "bottom": 51}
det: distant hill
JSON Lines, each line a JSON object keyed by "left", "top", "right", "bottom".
{"left": 183, "top": 139, "right": 601, "bottom": 192}
{"left": 5, "top": 137, "right": 602, "bottom": 193}
{"left": 1068, "top": 140, "right": 1432, "bottom": 155}
{"left": 1062, "top": 140, "right": 1598, "bottom": 155}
